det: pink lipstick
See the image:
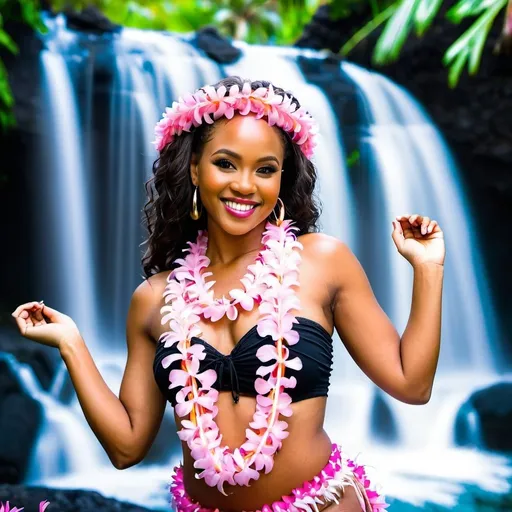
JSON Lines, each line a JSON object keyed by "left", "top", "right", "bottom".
{"left": 222, "top": 201, "right": 258, "bottom": 218}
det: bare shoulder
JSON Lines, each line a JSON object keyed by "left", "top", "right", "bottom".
{"left": 298, "top": 232, "right": 352, "bottom": 269}
{"left": 130, "top": 270, "right": 172, "bottom": 339}
{"left": 297, "top": 232, "right": 355, "bottom": 307}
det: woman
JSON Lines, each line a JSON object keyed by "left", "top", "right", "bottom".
{"left": 12, "top": 76, "right": 445, "bottom": 512}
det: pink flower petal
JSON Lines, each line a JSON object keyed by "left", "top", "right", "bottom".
{"left": 254, "top": 377, "right": 273, "bottom": 395}
{"left": 168, "top": 369, "right": 190, "bottom": 388}
{"left": 285, "top": 356, "right": 303, "bottom": 371}
{"left": 175, "top": 400, "right": 194, "bottom": 417}
{"left": 196, "top": 369, "right": 217, "bottom": 389}
{"left": 256, "top": 344, "right": 277, "bottom": 363}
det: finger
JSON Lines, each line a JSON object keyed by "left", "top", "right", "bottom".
{"left": 420, "top": 217, "right": 431, "bottom": 235}
{"left": 397, "top": 218, "right": 415, "bottom": 237}
{"left": 32, "top": 304, "right": 45, "bottom": 322}
{"left": 21, "top": 309, "right": 40, "bottom": 328}
{"left": 12, "top": 302, "right": 42, "bottom": 317}
{"left": 391, "top": 221, "right": 404, "bottom": 249}
{"left": 427, "top": 220, "right": 438, "bottom": 233}
{"left": 392, "top": 220, "right": 403, "bottom": 235}
{"left": 13, "top": 313, "right": 29, "bottom": 335}
{"left": 408, "top": 214, "right": 422, "bottom": 226}
{"left": 37, "top": 304, "right": 64, "bottom": 323}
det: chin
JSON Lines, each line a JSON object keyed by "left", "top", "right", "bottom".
{"left": 220, "top": 215, "right": 271, "bottom": 235}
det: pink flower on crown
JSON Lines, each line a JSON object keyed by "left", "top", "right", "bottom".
{"left": 153, "top": 82, "right": 318, "bottom": 158}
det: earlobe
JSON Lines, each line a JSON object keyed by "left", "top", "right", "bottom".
{"left": 190, "top": 156, "right": 199, "bottom": 186}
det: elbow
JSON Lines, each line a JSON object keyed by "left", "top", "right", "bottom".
{"left": 402, "top": 386, "right": 432, "bottom": 405}
{"left": 111, "top": 451, "right": 143, "bottom": 470}
{"left": 112, "top": 456, "right": 140, "bottom": 470}
{"left": 405, "top": 394, "right": 431, "bottom": 405}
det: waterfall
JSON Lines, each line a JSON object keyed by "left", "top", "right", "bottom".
{"left": 342, "top": 63, "right": 499, "bottom": 373}
{"left": 8, "top": 13, "right": 509, "bottom": 510}
{"left": 38, "top": 48, "right": 99, "bottom": 347}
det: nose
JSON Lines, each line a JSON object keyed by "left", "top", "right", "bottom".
{"left": 230, "top": 170, "right": 257, "bottom": 195}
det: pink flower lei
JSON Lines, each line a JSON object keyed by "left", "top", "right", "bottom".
{"left": 159, "top": 218, "right": 304, "bottom": 494}
{"left": 153, "top": 82, "right": 318, "bottom": 159}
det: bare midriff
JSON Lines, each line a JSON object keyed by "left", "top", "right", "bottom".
{"left": 178, "top": 393, "right": 333, "bottom": 512}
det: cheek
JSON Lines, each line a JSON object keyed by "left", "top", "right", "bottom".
{"left": 199, "top": 165, "right": 225, "bottom": 191}
{"left": 264, "top": 174, "right": 282, "bottom": 198}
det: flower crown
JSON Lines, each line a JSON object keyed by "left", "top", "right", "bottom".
{"left": 153, "top": 82, "right": 318, "bottom": 158}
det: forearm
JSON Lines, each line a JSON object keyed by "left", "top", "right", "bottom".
{"left": 400, "top": 263, "right": 444, "bottom": 401}
{"left": 59, "top": 335, "right": 135, "bottom": 468}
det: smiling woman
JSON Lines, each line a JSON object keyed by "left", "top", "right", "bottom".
{"left": 141, "top": 76, "right": 391, "bottom": 511}
{"left": 190, "top": 116, "right": 285, "bottom": 228}
{"left": 143, "top": 77, "right": 321, "bottom": 274}
{"left": 12, "top": 75, "right": 445, "bottom": 512}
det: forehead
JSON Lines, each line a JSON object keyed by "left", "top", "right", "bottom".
{"left": 205, "top": 115, "right": 284, "bottom": 157}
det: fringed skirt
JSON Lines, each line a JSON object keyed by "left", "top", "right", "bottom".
{"left": 169, "top": 444, "right": 388, "bottom": 512}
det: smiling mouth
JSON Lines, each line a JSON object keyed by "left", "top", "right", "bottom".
{"left": 222, "top": 200, "right": 259, "bottom": 212}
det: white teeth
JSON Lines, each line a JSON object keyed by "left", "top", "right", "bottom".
{"left": 225, "top": 200, "right": 257, "bottom": 212}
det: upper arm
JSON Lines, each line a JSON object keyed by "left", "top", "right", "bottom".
{"left": 325, "top": 238, "right": 412, "bottom": 402}
{"left": 118, "top": 278, "right": 167, "bottom": 465}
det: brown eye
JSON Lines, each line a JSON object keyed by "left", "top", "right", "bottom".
{"left": 258, "top": 166, "right": 278, "bottom": 175}
{"left": 214, "top": 159, "right": 234, "bottom": 169}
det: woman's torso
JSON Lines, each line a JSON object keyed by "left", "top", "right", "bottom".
{"left": 147, "top": 233, "right": 339, "bottom": 511}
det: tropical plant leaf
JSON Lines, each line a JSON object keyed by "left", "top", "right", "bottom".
{"left": 447, "top": 0, "right": 501, "bottom": 23}
{"left": 341, "top": 3, "right": 398, "bottom": 56}
{"left": 444, "top": 0, "right": 506, "bottom": 62}
{"left": 0, "top": 60, "right": 14, "bottom": 108}
{"left": 19, "top": 0, "right": 47, "bottom": 33}
{"left": 373, "top": 0, "right": 418, "bottom": 64}
{"left": 468, "top": 28, "right": 487, "bottom": 73}
{"left": 414, "top": 0, "right": 444, "bottom": 35}
{"left": 0, "top": 28, "right": 18, "bottom": 54}
{"left": 443, "top": 0, "right": 506, "bottom": 86}
{"left": 447, "top": 46, "right": 468, "bottom": 87}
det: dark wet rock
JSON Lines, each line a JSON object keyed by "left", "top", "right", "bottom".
{"left": 0, "top": 485, "right": 154, "bottom": 512}
{"left": 294, "top": 3, "right": 373, "bottom": 54}
{"left": 455, "top": 382, "right": 512, "bottom": 453}
{"left": 190, "top": 26, "right": 241, "bottom": 64}
{"left": 63, "top": 6, "right": 121, "bottom": 34}
{"left": 0, "top": 331, "right": 58, "bottom": 392}
{"left": 0, "top": 330, "right": 58, "bottom": 485}
{"left": 0, "top": 392, "right": 43, "bottom": 484}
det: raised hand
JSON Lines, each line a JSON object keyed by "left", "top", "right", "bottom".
{"left": 11, "top": 301, "right": 81, "bottom": 350}
{"left": 391, "top": 214, "right": 445, "bottom": 268}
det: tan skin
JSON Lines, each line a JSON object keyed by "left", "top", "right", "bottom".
{"left": 12, "top": 114, "right": 445, "bottom": 512}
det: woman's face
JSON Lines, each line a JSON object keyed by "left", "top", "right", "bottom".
{"left": 190, "top": 114, "right": 285, "bottom": 236}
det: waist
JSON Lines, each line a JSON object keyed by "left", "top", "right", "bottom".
{"left": 177, "top": 396, "right": 331, "bottom": 511}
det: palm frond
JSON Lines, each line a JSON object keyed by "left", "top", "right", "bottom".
{"left": 443, "top": 0, "right": 507, "bottom": 86}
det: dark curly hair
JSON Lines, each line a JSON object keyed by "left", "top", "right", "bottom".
{"left": 141, "top": 76, "right": 322, "bottom": 278}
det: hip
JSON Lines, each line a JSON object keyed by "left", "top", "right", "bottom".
{"left": 168, "top": 438, "right": 388, "bottom": 512}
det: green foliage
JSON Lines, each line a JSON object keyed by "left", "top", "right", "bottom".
{"left": 346, "top": 149, "right": 360, "bottom": 168}
{"left": 340, "top": 0, "right": 512, "bottom": 87}
{"left": 46, "top": 0, "right": 318, "bottom": 42}
{"left": 0, "top": 0, "right": 47, "bottom": 132}
{"left": 443, "top": 0, "right": 507, "bottom": 86}
{"left": 272, "top": 0, "right": 319, "bottom": 45}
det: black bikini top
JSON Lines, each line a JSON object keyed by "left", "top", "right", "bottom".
{"left": 153, "top": 316, "right": 333, "bottom": 406}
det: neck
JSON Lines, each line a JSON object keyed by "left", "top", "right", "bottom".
{"left": 204, "top": 218, "right": 270, "bottom": 266}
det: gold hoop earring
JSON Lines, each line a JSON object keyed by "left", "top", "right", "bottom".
{"left": 272, "top": 197, "right": 285, "bottom": 226}
{"left": 190, "top": 186, "right": 202, "bottom": 220}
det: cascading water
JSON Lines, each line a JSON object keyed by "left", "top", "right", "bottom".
{"left": 4, "top": 12, "right": 510, "bottom": 511}
{"left": 38, "top": 49, "right": 99, "bottom": 347}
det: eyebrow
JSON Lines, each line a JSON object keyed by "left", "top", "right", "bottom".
{"left": 211, "top": 148, "right": 280, "bottom": 165}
